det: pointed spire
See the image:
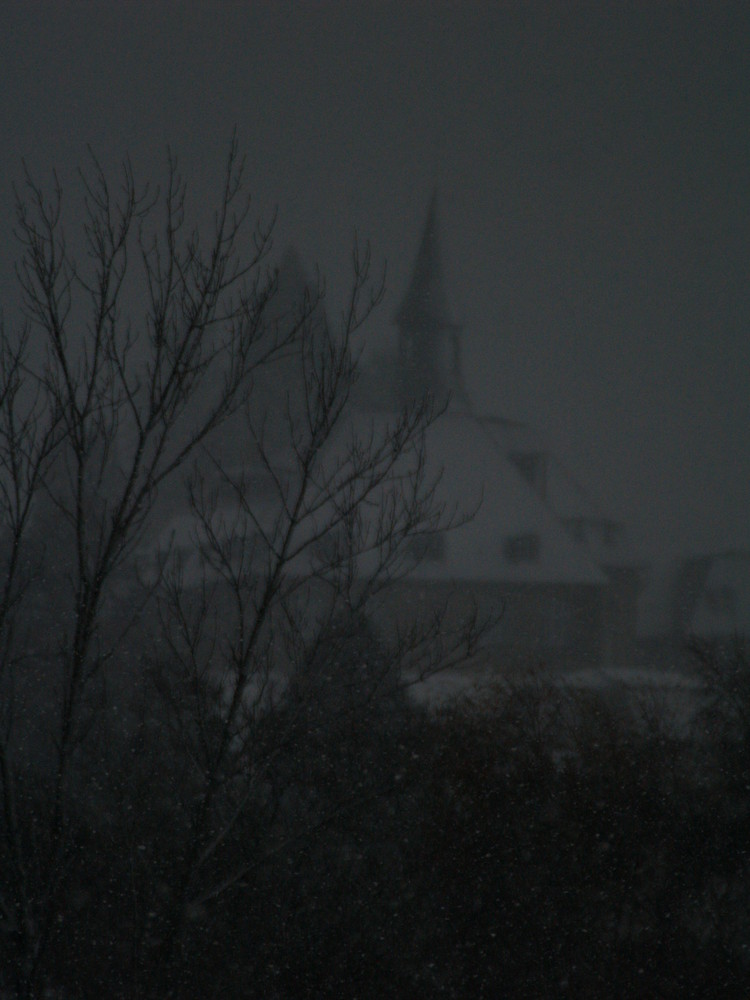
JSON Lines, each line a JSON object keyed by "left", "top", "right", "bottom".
{"left": 395, "top": 190, "right": 458, "bottom": 333}
{"left": 395, "top": 190, "right": 466, "bottom": 406}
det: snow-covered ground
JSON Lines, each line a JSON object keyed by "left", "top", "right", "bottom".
{"left": 407, "top": 661, "right": 707, "bottom": 735}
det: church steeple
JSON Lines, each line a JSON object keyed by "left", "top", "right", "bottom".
{"left": 395, "top": 190, "right": 466, "bottom": 405}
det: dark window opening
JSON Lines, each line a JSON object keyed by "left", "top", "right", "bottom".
{"left": 705, "top": 585, "right": 736, "bottom": 617}
{"left": 509, "top": 451, "right": 547, "bottom": 499}
{"left": 503, "top": 533, "right": 540, "bottom": 564}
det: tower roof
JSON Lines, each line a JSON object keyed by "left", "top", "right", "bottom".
{"left": 394, "top": 190, "right": 460, "bottom": 332}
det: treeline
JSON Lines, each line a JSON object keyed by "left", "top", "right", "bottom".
{"left": 5, "top": 644, "right": 750, "bottom": 999}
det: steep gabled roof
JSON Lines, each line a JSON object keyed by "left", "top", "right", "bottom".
{"left": 406, "top": 411, "right": 606, "bottom": 584}
{"left": 339, "top": 409, "right": 606, "bottom": 586}
{"left": 479, "top": 414, "right": 635, "bottom": 570}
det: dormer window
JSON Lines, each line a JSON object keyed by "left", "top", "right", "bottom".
{"left": 503, "top": 533, "right": 540, "bottom": 564}
{"left": 509, "top": 451, "right": 547, "bottom": 499}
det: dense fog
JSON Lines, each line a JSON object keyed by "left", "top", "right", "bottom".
{"left": 1, "top": 4, "right": 749, "bottom": 997}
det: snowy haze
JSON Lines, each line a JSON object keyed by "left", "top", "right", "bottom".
{"left": 2, "top": 2, "right": 749, "bottom": 561}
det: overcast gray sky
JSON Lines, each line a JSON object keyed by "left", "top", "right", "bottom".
{"left": 2, "top": 1, "right": 748, "bottom": 560}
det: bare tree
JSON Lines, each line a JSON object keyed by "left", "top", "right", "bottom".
{"left": 0, "top": 141, "right": 481, "bottom": 998}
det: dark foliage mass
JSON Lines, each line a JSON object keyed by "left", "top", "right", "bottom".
{"left": 4, "top": 646, "right": 750, "bottom": 998}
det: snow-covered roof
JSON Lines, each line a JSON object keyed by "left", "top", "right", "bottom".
{"left": 689, "top": 551, "right": 750, "bottom": 639}
{"left": 479, "top": 413, "right": 598, "bottom": 517}
{"left": 144, "top": 405, "right": 606, "bottom": 591}
{"left": 477, "top": 412, "right": 633, "bottom": 569}
{"left": 403, "top": 411, "right": 606, "bottom": 585}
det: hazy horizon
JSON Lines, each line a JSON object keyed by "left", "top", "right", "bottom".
{"left": 2, "top": 1, "right": 748, "bottom": 563}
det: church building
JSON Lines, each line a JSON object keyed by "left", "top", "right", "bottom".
{"left": 360, "top": 192, "right": 641, "bottom": 668}
{"left": 149, "top": 192, "right": 641, "bottom": 671}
